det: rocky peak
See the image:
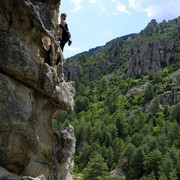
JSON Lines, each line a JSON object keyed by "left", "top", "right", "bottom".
{"left": 140, "top": 19, "right": 158, "bottom": 35}
{"left": 147, "top": 19, "right": 158, "bottom": 28}
{"left": 0, "top": 0, "right": 75, "bottom": 179}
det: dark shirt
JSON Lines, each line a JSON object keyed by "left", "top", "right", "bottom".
{"left": 60, "top": 23, "right": 71, "bottom": 40}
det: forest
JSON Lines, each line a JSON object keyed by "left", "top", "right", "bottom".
{"left": 53, "top": 17, "right": 180, "bottom": 179}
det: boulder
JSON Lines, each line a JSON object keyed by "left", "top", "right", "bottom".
{"left": 110, "top": 168, "right": 126, "bottom": 180}
{"left": 159, "top": 91, "right": 180, "bottom": 105}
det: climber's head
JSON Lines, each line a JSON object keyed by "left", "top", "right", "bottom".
{"left": 61, "top": 13, "right": 67, "bottom": 20}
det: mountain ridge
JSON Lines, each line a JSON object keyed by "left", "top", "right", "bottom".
{"left": 65, "top": 17, "right": 180, "bottom": 81}
{"left": 67, "top": 33, "right": 137, "bottom": 60}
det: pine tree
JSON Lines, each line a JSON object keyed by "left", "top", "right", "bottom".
{"left": 169, "top": 102, "right": 180, "bottom": 123}
{"left": 144, "top": 82, "right": 154, "bottom": 103}
{"left": 144, "top": 149, "right": 163, "bottom": 179}
{"left": 84, "top": 152, "right": 109, "bottom": 180}
{"left": 149, "top": 97, "right": 160, "bottom": 117}
{"left": 128, "top": 147, "right": 145, "bottom": 179}
{"left": 159, "top": 152, "right": 179, "bottom": 180}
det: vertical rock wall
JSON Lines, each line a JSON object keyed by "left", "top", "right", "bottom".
{"left": 0, "top": 0, "right": 75, "bottom": 179}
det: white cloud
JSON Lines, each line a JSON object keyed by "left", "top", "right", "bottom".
{"left": 70, "top": 0, "right": 84, "bottom": 13}
{"left": 143, "top": 6, "right": 156, "bottom": 18}
{"left": 128, "top": 0, "right": 142, "bottom": 11}
{"left": 106, "top": 30, "right": 112, "bottom": 35}
{"left": 116, "top": 3, "right": 130, "bottom": 15}
{"left": 89, "top": 0, "right": 97, "bottom": 4}
{"left": 66, "top": 46, "right": 81, "bottom": 53}
{"left": 101, "top": 6, "right": 107, "bottom": 12}
{"left": 128, "top": 0, "right": 180, "bottom": 21}
{"left": 111, "top": 0, "right": 117, "bottom": 2}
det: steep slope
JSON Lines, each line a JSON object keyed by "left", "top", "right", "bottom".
{"left": 62, "top": 17, "right": 180, "bottom": 179}
{"left": 0, "top": 0, "right": 75, "bottom": 179}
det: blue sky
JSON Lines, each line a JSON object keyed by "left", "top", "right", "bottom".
{"left": 59, "top": 0, "right": 180, "bottom": 58}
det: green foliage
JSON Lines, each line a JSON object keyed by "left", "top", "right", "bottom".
{"left": 114, "top": 111, "right": 128, "bottom": 138}
{"left": 148, "top": 97, "right": 160, "bottom": 117}
{"left": 83, "top": 152, "right": 109, "bottom": 180}
{"left": 144, "top": 149, "right": 163, "bottom": 178}
{"left": 140, "top": 172, "right": 156, "bottom": 180}
{"left": 128, "top": 147, "right": 145, "bottom": 179}
{"left": 52, "top": 110, "right": 69, "bottom": 130}
{"left": 75, "top": 96, "right": 89, "bottom": 113}
{"left": 144, "top": 82, "right": 154, "bottom": 103}
{"left": 105, "top": 93, "right": 118, "bottom": 114}
{"left": 169, "top": 102, "right": 180, "bottom": 123}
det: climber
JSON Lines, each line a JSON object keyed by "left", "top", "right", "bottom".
{"left": 58, "top": 13, "right": 72, "bottom": 52}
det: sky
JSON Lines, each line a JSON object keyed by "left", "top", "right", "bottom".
{"left": 59, "top": 0, "right": 180, "bottom": 58}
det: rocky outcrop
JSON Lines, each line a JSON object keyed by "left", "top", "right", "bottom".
{"left": 140, "top": 19, "right": 158, "bottom": 35}
{"left": 64, "top": 64, "right": 82, "bottom": 81}
{"left": 64, "top": 56, "right": 110, "bottom": 81}
{"left": 170, "top": 69, "right": 180, "bottom": 81}
{"left": 127, "top": 18, "right": 180, "bottom": 77}
{"left": 159, "top": 91, "right": 180, "bottom": 105}
{"left": 110, "top": 168, "right": 126, "bottom": 180}
{"left": 126, "top": 83, "right": 148, "bottom": 96}
{"left": 126, "top": 38, "right": 178, "bottom": 76}
{"left": 0, "top": 0, "right": 75, "bottom": 179}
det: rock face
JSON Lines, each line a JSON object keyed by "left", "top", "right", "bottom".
{"left": 159, "top": 91, "right": 180, "bottom": 105}
{"left": 0, "top": 0, "right": 75, "bottom": 179}
{"left": 110, "top": 168, "right": 126, "bottom": 180}
{"left": 126, "top": 83, "right": 148, "bottom": 96}
{"left": 127, "top": 19, "right": 180, "bottom": 77}
{"left": 126, "top": 38, "right": 178, "bottom": 76}
{"left": 170, "top": 69, "right": 180, "bottom": 81}
{"left": 64, "top": 64, "right": 82, "bottom": 81}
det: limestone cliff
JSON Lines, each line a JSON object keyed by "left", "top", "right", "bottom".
{"left": 127, "top": 19, "right": 180, "bottom": 76}
{"left": 0, "top": 0, "right": 75, "bottom": 179}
